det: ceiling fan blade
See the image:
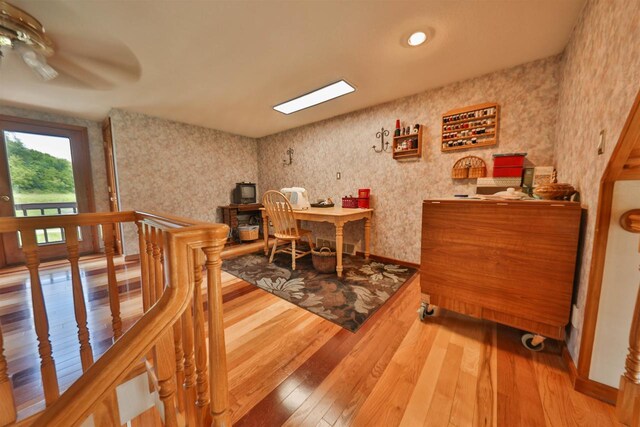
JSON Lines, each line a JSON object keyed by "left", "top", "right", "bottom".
{"left": 45, "top": 32, "right": 141, "bottom": 90}
{"left": 47, "top": 53, "right": 119, "bottom": 89}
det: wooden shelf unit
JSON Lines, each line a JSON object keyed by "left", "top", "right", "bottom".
{"left": 441, "top": 139, "right": 496, "bottom": 152}
{"left": 392, "top": 125, "right": 423, "bottom": 160}
{"left": 443, "top": 131, "right": 496, "bottom": 143}
{"left": 441, "top": 102, "right": 499, "bottom": 152}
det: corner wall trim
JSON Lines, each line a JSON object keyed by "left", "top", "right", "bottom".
{"left": 562, "top": 343, "right": 618, "bottom": 405}
{"left": 578, "top": 88, "right": 640, "bottom": 379}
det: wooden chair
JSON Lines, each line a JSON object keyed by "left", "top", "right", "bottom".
{"left": 262, "top": 190, "right": 314, "bottom": 270}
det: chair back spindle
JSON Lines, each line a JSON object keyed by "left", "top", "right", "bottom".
{"left": 262, "top": 191, "right": 299, "bottom": 239}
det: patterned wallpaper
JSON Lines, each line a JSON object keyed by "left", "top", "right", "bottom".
{"left": 0, "top": 104, "right": 109, "bottom": 213}
{"left": 258, "top": 56, "right": 561, "bottom": 264}
{"left": 554, "top": 0, "right": 640, "bottom": 363}
{"left": 109, "top": 109, "right": 258, "bottom": 254}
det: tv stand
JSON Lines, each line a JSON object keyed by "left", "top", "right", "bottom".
{"left": 219, "top": 203, "right": 263, "bottom": 243}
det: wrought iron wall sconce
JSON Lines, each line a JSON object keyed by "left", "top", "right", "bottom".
{"left": 372, "top": 127, "right": 390, "bottom": 153}
{"left": 283, "top": 147, "right": 294, "bottom": 166}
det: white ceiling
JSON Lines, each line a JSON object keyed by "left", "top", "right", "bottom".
{"left": 0, "top": 0, "right": 585, "bottom": 138}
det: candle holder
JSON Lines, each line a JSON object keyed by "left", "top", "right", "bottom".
{"left": 372, "top": 127, "right": 390, "bottom": 153}
{"left": 282, "top": 147, "right": 294, "bottom": 166}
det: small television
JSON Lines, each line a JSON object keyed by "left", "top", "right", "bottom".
{"left": 233, "top": 182, "right": 257, "bottom": 204}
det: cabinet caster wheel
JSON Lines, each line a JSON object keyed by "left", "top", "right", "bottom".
{"left": 521, "top": 333, "right": 545, "bottom": 352}
{"left": 417, "top": 303, "right": 435, "bottom": 321}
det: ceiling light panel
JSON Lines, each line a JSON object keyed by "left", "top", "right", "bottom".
{"left": 273, "top": 80, "right": 355, "bottom": 114}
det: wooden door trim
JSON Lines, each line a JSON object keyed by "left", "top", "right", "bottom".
{"left": 0, "top": 115, "right": 98, "bottom": 265}
{"left": 102, "top": 117, "right": 122, "bottom": 254}
{"left": 577, "top": 88, "right": 640, "bottom": 379}
{"left": 0, "top": 114, "right": 92, "bottom": 132}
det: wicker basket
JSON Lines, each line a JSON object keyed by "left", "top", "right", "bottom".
{"left": 533, "top": 183, "right": 576, "bottom": 200}
{"left": 311, "top": 247, "right": 336, "bottom": 273}
{"left": 452, "top": 167, "right": 469, "bottom": 179}
{"left": 452, "top": 156, "right": 487, "bottom": 179}
{"left": 238, "top": 225, "right": 259, "bottom": 241}
{"left": 469, "top": 166, "right": 487, "bottom": 178}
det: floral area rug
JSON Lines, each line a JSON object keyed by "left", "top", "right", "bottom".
{"left": 222, "top": 251, "right": 417, "bottom": 332}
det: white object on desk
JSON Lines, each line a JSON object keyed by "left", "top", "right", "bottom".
{"left": 280, "top": 187, "right": 311, "bottom": 210}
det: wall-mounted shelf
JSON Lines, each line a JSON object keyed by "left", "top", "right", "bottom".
{"left": 393, "top": 125, "right": 423, "bottom": 160}
{"left": 441, "top": 103, "right": 499, "bottom": 152}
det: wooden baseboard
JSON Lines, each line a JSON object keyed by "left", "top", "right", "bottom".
{"left": 124, "top": 254, "right": 140, "bottom": 262}
{"left": 561, "top": 343, "right": 579, "bottom": 385}
{"left": 561, "top": 343, "right": 618, "bottom": 404}
{"left": 355, "top": 252, "right": 420, "bottom": 269}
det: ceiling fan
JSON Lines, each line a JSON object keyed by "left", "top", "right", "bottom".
{"left": 0, "top": 0, "right": 58, "bottom": 80}
{"left": 0, "top": 0, "right": 141, "bottom": 89}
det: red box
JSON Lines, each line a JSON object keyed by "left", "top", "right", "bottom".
{"left": 492, "top": 154, "right": 526, "bottom": 167}
{"left": 493, "top": 167, "right": 523, "bottom": 177}
{"left": 342, "top": 197, "right": 359, "bottom": 208}
{"left": 358, "top": 188, "right": 370, "bottom": 199}
{"left": 358, "top": 198, "right": 370, "bottom": 209}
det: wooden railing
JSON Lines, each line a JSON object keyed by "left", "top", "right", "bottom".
{"left": 0, "top": 211, "right": 231, "bottom": 426}
{"left": 617, "top": 209, "right": 640, "bottom": 426}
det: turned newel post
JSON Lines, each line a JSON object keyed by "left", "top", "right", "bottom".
{"left": 192, "top": 248, "right": 211, "bottom": 426}
{"left": 617, "top": 209, "right": 640, "bottom": 426}
{"left": 65, "top": 226, "right": 94, "bottom": 371}
{"left": 0, "top": 322, "right": 17, "bottom": 425}
{"left": 21, "top": 228, "right": 59, "bottom": 405}
{"left": 136, "top": 221, "right": 151, "bottom": 313}
{"left": 102, "top": 223, "right": 123, "bottom": 340}
{"left": 203, "top": 240, "right": 232, "bottom": 427}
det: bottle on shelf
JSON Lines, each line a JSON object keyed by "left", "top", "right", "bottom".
{"left": 395, "top": 119, "right": 401, "bottom": 137}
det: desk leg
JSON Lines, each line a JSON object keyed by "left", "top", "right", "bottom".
{"left": 336, "top": 222, "right": 344, "bottom": 278}
{"left": 262, "top": 213, "right": 269, "bottom": 256}
{"left": 364, "top": 216, "right": 371, "bottom": 259}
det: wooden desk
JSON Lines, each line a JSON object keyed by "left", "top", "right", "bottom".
{"left": 261, "top": 206, "right": 373, "bottom": 277}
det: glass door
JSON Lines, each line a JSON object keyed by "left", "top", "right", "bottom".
{"left": 0, "top": 116, "right": 97, "bottom": 265}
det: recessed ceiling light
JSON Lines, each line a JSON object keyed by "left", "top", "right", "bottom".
{"left": 407, "top": 31, "right": 427, "bottom": 47}
{"left": 273, "top": 80, "right": 355, "bottom": 115}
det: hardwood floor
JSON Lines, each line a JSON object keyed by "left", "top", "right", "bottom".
{"left": 0, "top": 255, "right": 621, "bottom": 426}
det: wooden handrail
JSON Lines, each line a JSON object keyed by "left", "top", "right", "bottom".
{"left": 0, "top": 211, "right": 136, "bottom": 232}
{"left": 620, "top": 209, "right": 640, "bottom": 234}
{"left": 32, "top": 222, "right": 229, "bottom": 426}
{"left": 616, "top": 208, "right": 640, "bottom": 425}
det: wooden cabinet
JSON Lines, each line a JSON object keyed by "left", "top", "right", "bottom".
{"left": 420, "top": 199, "right": 581, "bottom": 340}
